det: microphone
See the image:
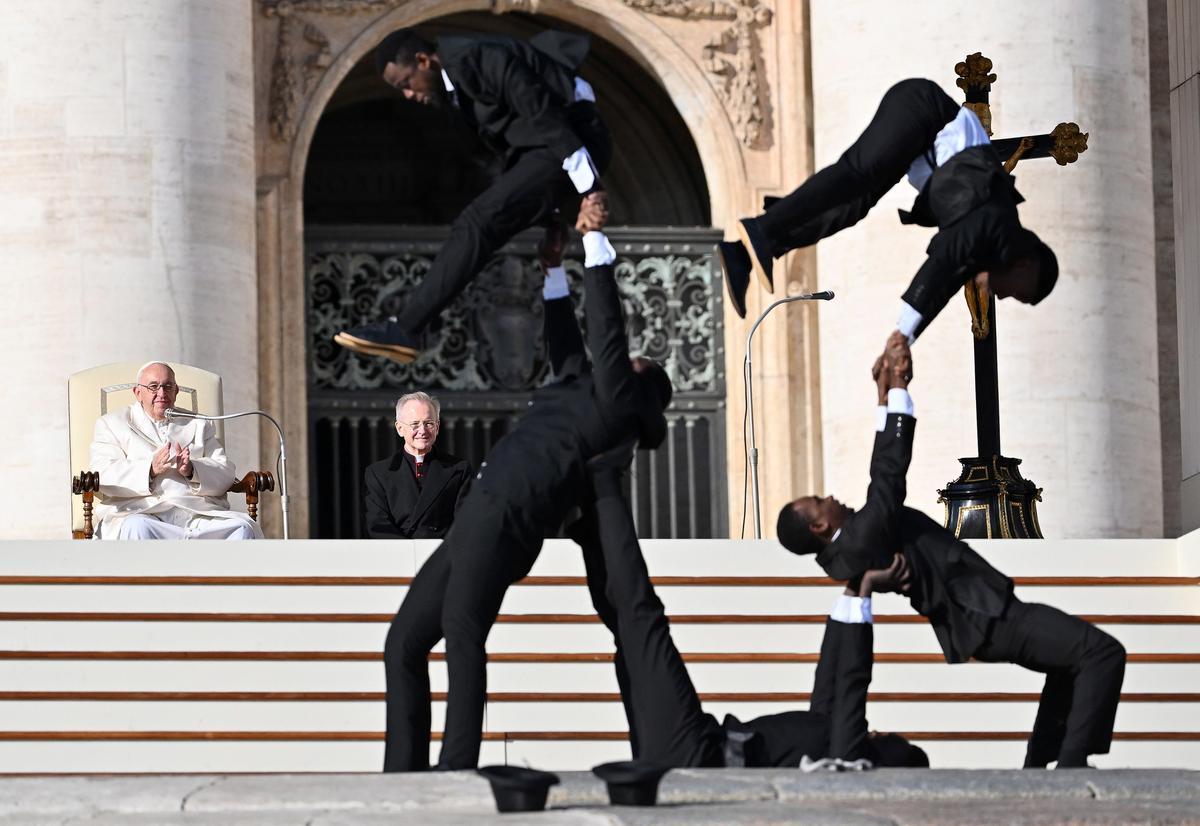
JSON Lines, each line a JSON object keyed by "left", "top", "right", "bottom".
{"left": 741, "top": 289, "right": 836, "bottom": 539}
{"left": 165, "top": 407, "right": 291, "bottom": 540}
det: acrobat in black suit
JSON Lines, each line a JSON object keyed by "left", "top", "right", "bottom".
{"left": 718, "top": 78, "right": 1057, "bottom": 336}
{"left": 543, "top": 271, "right": 925, "bottom": 769}
{"left": 777, "top": 336, "right": 1125, "bottom": 769}
{"left": 335, "top": 28, "right": 612, "bottom": 363}
{"left": 571, "top": 452, "right": 927, "bottom": 769}
{"left": 380, "top": 229, "right": 673, "bottom": 771}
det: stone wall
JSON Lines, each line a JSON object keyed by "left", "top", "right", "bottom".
{"left": 1168, "top": 0, "right": 1200, "bottom": 533}
{"left": 810, "top": 0, "right": 1163, "bottom": 538}
{"left": 0, "top": 1, "right": 259, "bottom": 538}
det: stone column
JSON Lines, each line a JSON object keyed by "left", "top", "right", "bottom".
{"left": 809, "top": 1, "right": 1162, "bottom": 537}
{"left": 0, "top": 1, "right": 258, "bottom": 537}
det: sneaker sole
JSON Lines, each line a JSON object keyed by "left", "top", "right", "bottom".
{"left": 715, "top": 245, "right": 748, "bottom": 320}
{"left": 735, "top": 219, "right": 774, "bottom": 295}
{"left": 333, "top": 332, "right": 420, "bottom": 365}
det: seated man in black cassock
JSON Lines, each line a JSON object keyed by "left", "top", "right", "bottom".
{"left": 776, "top": 334, "right": 1126, "bottom": 769}
{"left": 335, "top": 27, "right": 611, "bottom": 364}
{"left": 380, "top": 220, "right": 674, "bottom": 772}
{"left": 718, "top": 78, "right": 1058, "bottom": 334}
{"left": 363, "top": 391, "right": 472, "bottom": 540}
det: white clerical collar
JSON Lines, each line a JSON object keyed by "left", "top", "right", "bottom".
{"left": 441, "top": 69, "right": 455, "bottom": 93}
{"left": 830, "top": 528, "right": 842, "bottom": 543}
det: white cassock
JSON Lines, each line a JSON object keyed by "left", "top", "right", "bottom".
{"left": 89, "top": 402, "right": 263, "bottom": 540}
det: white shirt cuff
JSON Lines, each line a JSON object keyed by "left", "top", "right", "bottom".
{"left": 896, "top": 302, "right": 923, "bottom": 344}
{"left": 831, "top": 595, "right": 873, "bottom": 624}
{"left": 582, "top": 231, "right": 616, "bottom": 268}
{"left": 887, "top": 388, "right": 914, "bottom": 417}
{"left": 563, "top": 146, "right": 598, "bottom": 194}
{"left": 875, "top": 405, "right": 887, "bottom": 433}
{"left": 543, "top": 266, "right": 570, "bottom": 300}
{"left": 573, "top": 76, "right": 596, "bottom": 102}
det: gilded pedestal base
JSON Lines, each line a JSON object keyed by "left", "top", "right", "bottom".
{"left": 938, "top": 456, "right": 1043, "bottom": 539}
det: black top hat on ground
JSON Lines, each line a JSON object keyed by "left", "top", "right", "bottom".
{"left": 477, "top": 765, "right": 561, "bottom": 813}
{"left": 591, "top": 760, "right": 670, "bottom": 806}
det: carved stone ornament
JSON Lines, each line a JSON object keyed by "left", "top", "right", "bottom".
{"left": 621, "top": 0, "right": 774, "bottom": 148}
{"left": 1049, "top": 121, "right": 1089, "bottom": 166}
{"left": 261, "top": 0, "right": 547, "bottom": 143}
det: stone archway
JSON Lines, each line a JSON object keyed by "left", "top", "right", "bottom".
{"left": 253, "top": 0, "right": 821, "bottom": 538}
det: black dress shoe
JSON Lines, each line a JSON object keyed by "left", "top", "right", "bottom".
{"left": 477, "top": 765, "right": 560, "bottom": 813}
{"left": 735, "top": 217, "right": 775, "bottom": 294}
{"left": 334, "top": 317, "right": 420, "bottom": 364}
{"left": 592, "top": 760, "right": 670, "bottom": 807}
{"left": 716, "top": 241, "right": 751, "bottom": 319}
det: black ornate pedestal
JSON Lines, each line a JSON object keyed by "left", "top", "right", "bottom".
{"left": 938, "top": 455, "right": 1043, "bottom": 539}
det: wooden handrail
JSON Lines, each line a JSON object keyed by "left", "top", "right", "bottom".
{"left": 1, "top": 575, "right": 1195, "bottom": 587}
{"left": 0, "top": 650, "right": 1195, "bottom": 663}
{"left": 0, "top": 690, "right": 1194, "bottom": 703}
{"left": 0, "top": 730, "right": 1193, "bottom": 742}
{"left": 0, "top": 611, "right": 1193, "bottom": 625}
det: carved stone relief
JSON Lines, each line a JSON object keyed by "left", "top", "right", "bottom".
{"left": 261, "top": 0, "right": 545, "bottom": 144}
{"left": 620, "top": 0, "right": 773, "bottom": 148}
{"left": 261, "top": 0, "right": 772, "bottom": 148}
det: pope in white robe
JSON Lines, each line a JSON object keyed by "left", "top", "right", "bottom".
{"left": 89, "top": 362, "right": 263, "bottom": 540}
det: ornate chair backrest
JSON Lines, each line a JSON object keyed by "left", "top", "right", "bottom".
{"left": 67, "top": 362, "right": 224, "bottom": 535}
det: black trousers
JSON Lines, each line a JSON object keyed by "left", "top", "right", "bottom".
{"left": 382, "top": 541, "right": 447, "bottom": 772}
{"left": 398, "top": 105, "right": 611, "bottom": 336}
{"left": 756, "top": 78, "right": 959, "bottom": 256}
{"left": 585, "top": 486, "right": 877, "bottom": 768}
{"left": 584, "top": 488, "right": 725, "bottom": 767}
{"left": 973, "top": 598, "right": 1126, "bottom": 768}
{"left": 810, "top": 618, "right": 873, "bottom": 761}
{"left": 382, "top": 490, "right": 542, "bottom": 771}
{"left": 568, "top": 501, "right": 640, "bottom": 756}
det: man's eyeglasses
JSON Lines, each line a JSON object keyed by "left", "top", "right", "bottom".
{"left": 401, "top": 420, "right": 438, "bottom": 432}
{"left": 136, "top": 382, "right": 179, "bottom": 395}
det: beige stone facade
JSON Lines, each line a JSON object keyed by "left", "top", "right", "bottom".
{"left": 252, "top": 0, "right": 823, "bottom": 539}
{"left": 0, "top": 0, "right": 1189, "bottom": 539}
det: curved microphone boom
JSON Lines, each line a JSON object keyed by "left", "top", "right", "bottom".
{"left": 743, "top": 290, "right": 835, "bottom": 539}
{"left": 165, "top": 408, "right": 290, "bottom": 540}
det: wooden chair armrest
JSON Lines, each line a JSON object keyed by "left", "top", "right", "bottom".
{"left": 229, "top": 471, "right": 275, "bottom": 522}
{"left": 71, "top": 471, "right": 100, "bottom": 540}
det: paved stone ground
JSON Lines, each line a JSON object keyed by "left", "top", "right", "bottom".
{"left": 0, "top": 770, "right": 1197, "bottom": 824}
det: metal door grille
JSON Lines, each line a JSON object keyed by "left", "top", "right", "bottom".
{"left": 306, "top": 226, "right": 727, "bottom": 539}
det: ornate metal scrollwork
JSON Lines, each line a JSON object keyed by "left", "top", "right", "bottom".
{"left": 307, "top": 232, "right": 723, "bottom": 395}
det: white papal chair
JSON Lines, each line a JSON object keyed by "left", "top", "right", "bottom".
{"left": 68, "top": 362, "right": 274, "bottom": 539}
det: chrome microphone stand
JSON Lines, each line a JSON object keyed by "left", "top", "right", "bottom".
{"left": 165, "top": 408, "right": 290, "bottom": 539}
{"left": 744, "top": 290, "right": 834, "bottom": 538}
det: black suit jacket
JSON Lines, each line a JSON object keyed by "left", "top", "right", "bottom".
{"left": 898, "top": 144, "right": 1029, "bottom": 339}
{"left": 363, "top": 446, "right": 472, "bottom": 539}
{"left": 438, "top": 31, "right": 606, "bottom": 168}
{"left": 816, "top": 414, "right": 1013, "bottom": 663}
